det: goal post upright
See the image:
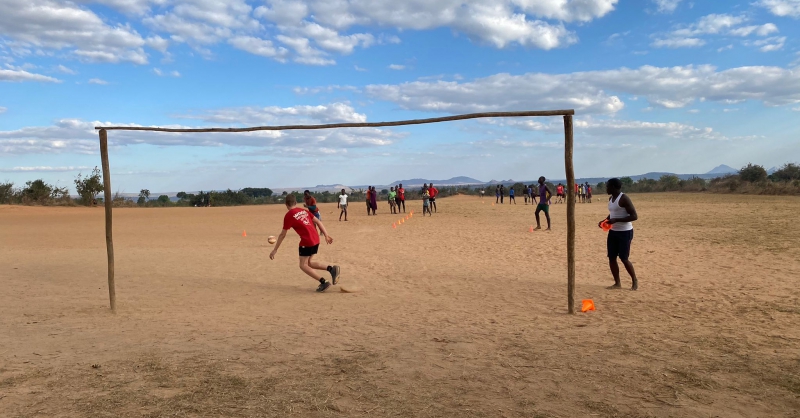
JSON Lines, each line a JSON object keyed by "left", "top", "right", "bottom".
{"left": 95, "top": 109, "right": 576, "bottom": 313}
{"left": 99, "top": 129, "right": 116, "bottom": 313}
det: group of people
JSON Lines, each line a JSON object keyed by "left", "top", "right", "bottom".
{"left": 274, "top": 177, "right": 638, "bottom": 293}
{"left": 333, "top": 183, "right": 440, "bottom": 220}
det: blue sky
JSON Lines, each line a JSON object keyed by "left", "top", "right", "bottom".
{"left": 1, "top": 0, "right": 799, "bottom": 192}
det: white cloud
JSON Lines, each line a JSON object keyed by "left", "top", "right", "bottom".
{"left": 153, "top": 68, "right": 182, "bottom": 77}
{"left": 228, "top": 36, "right": 289, "bottom": 61}
{"left": 747, "top": 36, "right": 786, "bottom": 52}
{"left": 757, "top": 0, "right": 800, "bottom": 18}
{"left": 365, "top": 64, "right": 800, "bottom": 114}
{"left": 0, "top": 0, "right": 151, "bottom": 64}
{"left": 170, "top": 70, "right": 181, "bottom": 77}
{"left": 652, "top": 38, "right": 705, "bottom": 48}
{"left": 354, "top": 65, "right": 367, "bottom": 72}
{"left": 88, "top": 78, "right": 108, "bottom": 85}
{"left": 652, "top": 0, "right": 683, "bottom": 13}
{"left": 0, "top": 68, "right": 62, "bottom": 83}
{"left": 0, "top": 106, "right": 6, "bottom": 114}
{"left": 0, "top": 166, "right": 92, "bottom": 173}
{"left": 653, "top": 14, "right": 779, "bottom": 49}
{"left": 0, "top": 104, "right": 400, "bottom": 155}
{"left": 75, "top": 0, "right": 166, "bottom": 15}
{"left": 56, "top": 64, "right": 77, "bottom": 74}
{"left": 388, "top": 64, "right": 405, "bottom": 70}
{"left": 718, "top": 44, "right": 734, "bottom": 52}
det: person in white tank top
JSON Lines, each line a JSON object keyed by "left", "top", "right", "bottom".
{"left": 599, "top": 178, "right": 639, "bottom": 290}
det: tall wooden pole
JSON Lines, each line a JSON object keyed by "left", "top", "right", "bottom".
{"left": 564, "top": 116, "right": 576, "bottom": 314}
{"left": 99, "top": 129, "right": 116, "bottom": 312}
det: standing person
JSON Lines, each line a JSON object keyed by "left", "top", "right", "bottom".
{"left": 587, "top": 183, "right": 593, "bottom": 203}
{"left": 422, "top": 186, "right": 432, "bottom": 216}
{"left": 269, "top": 194, "right": 340, "bottom": 293}
{"left": 556, "top": 183, "right": 565, "bottom": 204}
{"left": 509, "top": 186, "right": 516, "bottom": 204}
{"left": 397, "top": 183, "right": 406, "bottom": 213}
{"left": 338, "top": 188, "right": 348, "bottom": 221}
{"left": 388, "top": 187, "right": 397, "bottom": 214}
{"left": 303, "top": 190, "right": 320, "bottom": 220}
{"left": 369, "top": 186, "right": 378, "bottom": 215}
{"left": 526, "top": 184, "right": 533, "bottom": 205}
{"left": 365, "top": 187, "right": 372, "bottom": 216}
{"left": 534, "top": 177, "right": 552, "bottom": 231}
{"left": 495, "top": 185, "right": 500, "bottom": 204}
{"left": 500, "top": 185, "right": 505, "bottom": 204}
{"left": 480, "top": 189, "right": 485, "bottom": 199}
{"left": 600, "top": 178, "right": 639, "bottom": 290}
{"left": 428, "top": 183, "right": 439, "bottom": 213}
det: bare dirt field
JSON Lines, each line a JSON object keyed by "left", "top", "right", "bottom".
{"left": 1, "top": 193, "right": 799, "bottom": 417}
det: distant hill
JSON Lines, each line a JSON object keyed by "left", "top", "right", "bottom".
{"left": 386, "top": 176, "right": 483, "bottom": 187}
{"left": 706, "top": 164, "right": 738, "bottom": 175}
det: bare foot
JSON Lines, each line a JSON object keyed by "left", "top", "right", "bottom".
{"left": 545, "top": 228, "right": 551, "bottom": 231}
{"left": 631, "top": 280, "right": 638, "bottom": 291}
{"left": 534, "top": 226, "right": 542, "bottom": 230}
{"left": 606, "top": 284, "right": 622, "bottom": 290}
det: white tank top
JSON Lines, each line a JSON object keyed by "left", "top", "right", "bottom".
{"left": 608, "top": 193, "right": 633, "bottom": 231}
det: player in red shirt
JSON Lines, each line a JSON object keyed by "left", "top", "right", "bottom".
{"left": 428, "top": 183, "right": 439, "bottom": 213}
{"left": 270, "top": 194, "right": 340, "bottom": 292}
{"left": 556, "top": 183, "right": 565, "bottom": 204}
{"left": 303, "top": 190, "right": 320, "bottom": 220}
{"left": 397, "top": 184, "right": 406, "bottom": 213}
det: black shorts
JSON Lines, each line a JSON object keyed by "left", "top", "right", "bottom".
{"left": 557, "top": 193, "right": 565, "bottom": 197}
{"left": 299, "top": 244, "right": 319, "bottom": 257}
{"left": 607, "top": 230, "right": 633, "bottom": 261}
{"left": 429, "top": 197, "right": 435, "bottom": 202}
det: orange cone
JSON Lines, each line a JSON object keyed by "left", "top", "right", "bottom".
{"left": 242, "top": 230, "right": 247, "bottom": 237}
{"left": 529, "top": 225, "right": 534, "bottom": 233}
{"left": 392, "top": 223, "right": 396, "bottom": 229}
{"left": 581, "top": 299, "right": 596, "bottom": 312}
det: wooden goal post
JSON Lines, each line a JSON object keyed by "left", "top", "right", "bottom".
{"left": 96, "top": 110, "right": 578, "bottom": 313}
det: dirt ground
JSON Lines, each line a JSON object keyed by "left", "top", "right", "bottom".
{"left": 1, "top": 193, "right": 799, "bottom": 417}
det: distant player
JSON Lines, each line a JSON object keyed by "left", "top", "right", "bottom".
{"left": 587, "top": 183, "right": 593, "bottom": 203}
{"left": 600, "top": 178, "right": 639, "bottom": 290}
{"left": 369, "top": 186, "right": 377, "bottom": 215}
{"left": 338, "top": 188, "right": 348, "bottom": 221}
{"left": 428, "top": 183, "right": 439, "bottom": 213}
{"left": 388, "top": 187, "right": 397, "bottom": 214}
{"left": 397, "top": 183, "right": 406, "bottom": 213}
{"left": 422, "top": 186, "right": 432, "bottom": 216}
{"left": 556, "top": 183, "right": 565, "bottom": 204}
{"left": 270, "top": 194, "right": 340, "bottom": 292}
{"left": 526, "top": 184, "right": 533, "bottom": 205}
{"left": 534, "top": 177, "right": 552, "bottom": 231}
{"left": 303, "top": 190, "right": 320, "bottom": 220}
{"left": 365, "top": 187, "right": 372, "bottom": 216}
{"left": 509, "top": 186, "right": 516, "bottom": 204}
{"left": 500, "top": 185, "right": 505, "bottom": 204}
{"left": 495, "top": 185, "right": 500, "bottom": 204}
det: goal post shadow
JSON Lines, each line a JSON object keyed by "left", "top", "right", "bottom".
{"left": 96, "top": 110, "right": 578, "bottom": 314}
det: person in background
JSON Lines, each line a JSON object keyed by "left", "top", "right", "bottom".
{"left": 303, "top": 190, "right": 320, "bottom": 220}
{"left": 534, "top": 177, "right": 552, "bottom": 231}
{"left": 365, "top": 187, "right": 372, "bottom": 216}
{"left": 509, "top": 185, "right": 516, "bottom": 204}
{"left": 338, "top": 188, "right": 348, "bottom": 221}
{"left": 500, "top": 184, "right": 505, "bottom": 204}
{"left": 428, "top": 183, "right": 439, "bottom": 213}
{"left": 388, "top": 187, "right": 397, "bottom": 214}
{"left": 369, "top": 186, "right": 378, "bottom": 215}
{"left": 397, "top": 183, "right": 406, "bottom": 213}
{"left": 495, "top": 185, "right": 500, "bottom": 204}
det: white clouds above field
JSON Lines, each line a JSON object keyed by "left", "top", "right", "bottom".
{"left": 651, "top": 14, "right": 780, "bottom": 50}
{"left": 757, "top": 0, "right": 800, "bottom": 18}
{"left": 0, "top": 68, "right": 61, "bottom": 83}
{"left": 365, "top": 64, "right": 800, "bottom": 113}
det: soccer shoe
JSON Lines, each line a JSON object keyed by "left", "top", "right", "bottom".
{"left": 331, "top": 266, "right": 341, "bottom": 285}
{"left": 316, "top": 280, "right": 331, "bottom": 292}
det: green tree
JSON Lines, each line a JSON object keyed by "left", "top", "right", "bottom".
{"left": 241, "top": 187, "right": 273, "bottom": 198}
{"left": 739, "top": 163, "right": 767, "bottom": 183}
{"left": 157, "top": 195, "right": 171, "bottom": 205}
{"left": 139, "top": 189, "right": 150, "bottom": 201}
{"left": 0, "top": 182, "right": 14, "bottom": 204}
{"left": 74, "top": 166, "right": 104, "bottom": 205}
{"left": 22, "top": 179, "right": 53, "bottom": 202}
{"left": 596, "top": 182, "right": 606, "bottom": 194}
{"left": 659, "top": 174, "right": 681, "bottom": 191}
{"left": 176, "top": 191, "right": 187, "bottom": 199}
{"left": 620, "top": 177, "right": 634, "bottom": 189}
{"left": 770, "top": 163, "right": 800, "bottom": 181}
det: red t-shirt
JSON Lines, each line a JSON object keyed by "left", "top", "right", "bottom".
{"left": 575, "top": 184, "right": 579, "bottom": 193}
{"left": 429, "top": 187, "right": 438, "bottom": 198}
{"left": 398, "top": 188, "right": 405, "bottom": 200}
{"left": 283, "top": 208, "right": 320, "bottom": 247}
{"left": 557, "top": 185, "right": 564, "bottom": 194}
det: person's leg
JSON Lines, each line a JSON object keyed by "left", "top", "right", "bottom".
{"left": 545, "top": 211, "right": 551, "bottom": 230}
{"left": 622, "top": 260, "right": 638, "bottom": 290}
{"left": 534, "top": 208, "right": 541, "bottom": 229}
{"left": 608, "top": 257, "right": 622, "bottom": 288}
{"left": 299, "top": 256, "right": 324, "bottom": 282}
{"left": 619, "top": 231, "right": 637, "bottom": 290}
{"left": 607, "top": 232, "right": 622, "bottom": 288}
{"left": 344, "top": 206, "right": 348, "bottom": 221}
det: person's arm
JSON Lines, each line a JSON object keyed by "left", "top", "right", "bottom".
{"left": 269, "top": 229, "right": 289, "bottom": 260}
{"left": 313, "top": 217, "right": 334, "bottom": 244}
{"left": 608, "top": 195, "right": 638, "bottom": 224}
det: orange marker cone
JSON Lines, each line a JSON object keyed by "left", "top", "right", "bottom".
{"left": 581, "top": 299, "right": 596, "bottom": 312}
{"left": 529, "top": 225, "right": 534, "bottom": 233}
{"left": 393, "top": 223, "right": 396, "bottom": 229}
{"left": 242, "top": 230, "right": 247, "bottom": 237}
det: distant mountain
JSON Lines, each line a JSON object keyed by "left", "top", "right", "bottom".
{"left": 706, "top": 164, "right": 738, "bottom": 175}
{"left": 767, "top": 166, "right": 778, "bottom": 175}
{"left": 387, "top": 176, "right": 483, "bottom": 187}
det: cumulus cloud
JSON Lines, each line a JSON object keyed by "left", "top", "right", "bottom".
{"left": 0, "top": 106, "right": 6, "bottom": 114}
{"left": 652, "top": 14, "right": 780, "bottom": 49}
{"left": 228, "top": 36, "right": 289, "bottom": 61}
{"left": 0, "top": 68, "right": 62, "bottom": 83}
{"left": 56, "top": 65, "right": 77, "bottom": 74}
{"left": 652, "top": 0, "right": 683, "bottom": 13}
{"left": 0, "top": 104, "right": 400, "bottom": 154}
{"left": 388, "top": 64, "right": 405, "bottom": 70}
{"left": 0, "top": 0, "right": 152, "bottom": 64}
{"left": 365, "top": 64, "right": 800, "bottom": 114}
{"left": 0, "top": 166, "right": 92, "bottom": 173}
{"left": 746, "top": 36, "right": 786, "bottom": 52}
{"left": 757, "top": 0, "right": 800, "bottom": 18}
{"left": 153, "top": 68, "right": 182, "bottom": 77}
{"left": 88, "top": 78, "right": 109, "bottom": 85}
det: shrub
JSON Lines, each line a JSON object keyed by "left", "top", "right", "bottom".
{"left": 74, "top": 167, "right": 104, "bottom": 206}
{"left": 770, "top": 163, "right": 800, "bottom": 182}
{"left": 739, "top": 163, "right": 767, "bottom": 183}
{"left": 0, "top": 182, "right": 14, "bottom": 204}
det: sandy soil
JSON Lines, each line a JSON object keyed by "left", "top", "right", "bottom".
{"left": 1, "top": 193, "right": 799, "bottom": 417}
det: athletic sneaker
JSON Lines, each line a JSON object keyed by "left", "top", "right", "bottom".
{"left": 331, "top": 265, "right": 341, "bottom": 285}
{"left": 316, "top": 280, "right": 331, "bottom": 292}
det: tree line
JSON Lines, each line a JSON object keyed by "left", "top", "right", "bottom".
{"left": 2, "top": 163, "right": 797, "bottom": 207}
